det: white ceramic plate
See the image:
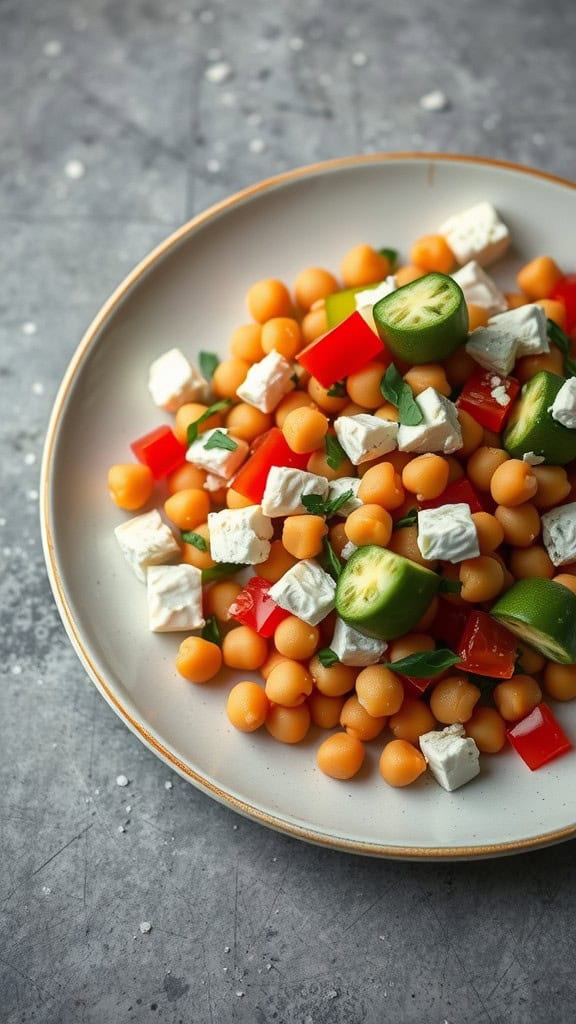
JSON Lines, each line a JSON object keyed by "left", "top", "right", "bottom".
{"left": 41, "top": 154, "right": 576, "bottom": 859}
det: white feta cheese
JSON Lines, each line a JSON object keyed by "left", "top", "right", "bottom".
{"left": 452, "top": 261, "right": 507, "bottom": 315}
{"left": 236, "top": 350, "right": 294, "bottom": 413}
{"left": 261, "top": 467, "right": 329, "bottom": 517}
{"left": 489, "top": 304, "right": 549, "bottom": 358}
{"left": 466, "top": 326, "right": 517, "bottom": 376}
{"left": 522, "top": 451, "right": 545, "bottom": 466}
{"left": 354, "top": 276, "right": 397, "bottom": 311}
{"left": 327, "top": 477, "right": 362, "bottom": 516}
{"left": 551, "top": 377, "right": 576, "bottom": 430}
{"left": 440, "top": 202, "right": 510, "bottom": 267}
{"left": 207, "top": 505, "right": 273, "bottom": 565}
{"left": 397, "top": 388, "right": 462, "bottom": 454}
{"left": 341, "top": 541, "right": 358, "bottom": 561}
{"left": 491, "top": 384, "right": 511, "bottom": 407}
{"left": 269, "top": 559, "right": 336, "bottom": 626}
{"left": 146, "top": 564, "right": 204, "bottom": 632}
{"left": 417, "top": 503, "right": 480, "bottom": 563}
{"left": 334, "top": 413, "right": 398, "bottom": 465}
{"left": 186, "top": 428, "right": 249, "bottom": 479}
{"left": 204, "top": 472, "right": 227, "bottom": 492}
{"left": 419, "top": 724, "right": 480, "bottom": 792}
{"left": 147, "top": 348, "right": 210, "bottom": 412}
{"left": 330, "top": 617, "right": 387, "bottom": 666}
{"left": 114, "top": 510, "right": 180, "bottom": 582}
{"left": 541, "top": 503, "right": 576, "bottom": 566}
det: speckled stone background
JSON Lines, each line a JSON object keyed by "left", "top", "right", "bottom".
{"left": 2, "top": 1, "right": 576, "bottom": 1022}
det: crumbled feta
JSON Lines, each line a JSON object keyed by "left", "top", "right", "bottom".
{"left": 207, "top": 506, "right": 273, "bottom": 565}
{"left": 541, "top": 503, "right": 576, "bottom": 566}
{"left": 489, "top": 304, "right": 549, "bottom": 358}
{"left": 261, "top": 467, "right": 329, "bottom": 517}
{"left": 186, "top": 428, "right": 249, "bottom": 479}
{"left": 417, "top": 503, "right": 480, "bottom": 563}
{"left": 491, "top": 384, "right": 511, "bottom": 407}
{"left": 148, "top": 348, "right": 209, "bottom": 411}
{"left": 522, "top": 451, "right": 545, "bottom": 466}
{"left": 466, "top": 326, "right": 517, "bottom": 376}
{"left": 341, "top": 541, "right": 358, "bottom": 560}
{"left": 330, "top": 617, "right": 387, "bottom": 666}
{"left": 269, "top": 560, "right": 336, "bottom": 625}
{"left": 327, "top": 477, "right": 362, "bottom": 516}
{"left": 114, "top": 510, "right": 180, "bottom": 582}
{"left": 452, "top": 261, "right": 507, "bottom": 315}
{"left": 354, "top": 276, "right": 397, "bottom": 311}
{"left": 204, "top": 472, "right": 227, "bottom": 492}
{"left": 419, "top": 724, "right": 480, "bottom": 791}
{"left": 236, "top": 351, "right": 294, "bottom": 412}
{"left": 334, "top": 413, "right": 398, "bottom": 465}
{"left": 550, "top": 377, "right": 576, "bottom": 430}
{"left": 397, "top": 388, "right": 462, "bottom": 454}
{"left": 440, "top": 202, "right": 510, "bottom": 267}
{"left": 146, "top": 564, "right": 204, "bottom": 631}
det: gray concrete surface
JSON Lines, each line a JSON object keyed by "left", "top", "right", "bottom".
{"left": 2, "top": 0, "right": 576, "bottom": 1021}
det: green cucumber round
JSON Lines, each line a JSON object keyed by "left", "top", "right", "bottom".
{"left": 373, "top": 272, "right": 468, "bottom": 364}
{"left": 503, "top": 370, "right": 576, "bottom": 465}
{"left": 491, "top": 578, "right": 576, "bottom": 664}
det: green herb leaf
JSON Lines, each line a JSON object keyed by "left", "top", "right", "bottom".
{"left": 290, "top": 372, "right": 299, "bottom": 385}
{"left": 318, "top": 648, "right": 340, "bottom": 667}
{"left": 325, "top": 433, "right": 347, "bottom": 471}
{"left": 378, "top": 247, "right": 399, "bottom": 269}
{"left": 201, "top": 563, "right": 245, "bottom": 583}
{"left": 382, "top": 648, "right": 460, "bottom": 678}
{"left": 186, "top": 399, "right": 232, "bottom": 446}
{"left": 327, "top": 379, "right": 347, "bottom": 398}
{"left": 201, "top": 615, "right": 222, "bottom": 646}
{"left": 204, "top": 430, "right": 238, "bottom": 452}
{"left": 322, "top": 538, "right": 343, "bottom": 581}
{"left": 393, "top": 508, "right": 418, "bottom": 530}
{"left": 301, "top": 489, "right": 354, "bottom": 518}
{"left": 198, "top": 351, "right": 220, "bottom": 380}
{"left": 380, "top": 364, "right": 423, "bottom": 426}
{"left": 181, "top": 530, "right": 208, "bottom": 551}
{"left": 547, "top": 319, "right": 576, "bottom": 376}
{"left": 438, "top": 577, "right": 462, "bottom": 594}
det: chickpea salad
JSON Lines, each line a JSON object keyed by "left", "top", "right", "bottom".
{"left": 108, "top": 200, "right": 576, "bottom": 792}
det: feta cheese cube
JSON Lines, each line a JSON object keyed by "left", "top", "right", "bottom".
{"left": 355, "top": 276, "right": 397, "bottom": 311}
{"left": 148, "top": 348, "right": 209, "bottom": 412}
{"left": 236, "top": 351, "right": 294, "bottom": 413}
{"left": 207, "top": 505, "right": 273, "bottom": 565}
{"left": 417, "top": 503, "right": 480, "bottom": 563}
{"left": 269, "top": 559, "right": 336, "bottom": 626}
{"left": 490, "top": 304, "right": 549, "bottom": 358}
{"left": 147, "top": 564, "right": 204, "bottom": 632}
{"left": 114, "top": 510, "right": 180, "bottom": 582}
{"left": 341, "top": 541, "right": 358, "bottom": 561}
{"left": 334, "top": 413, "right": 398, "bottom": 466}
{"left": 452, "top": 261, "right": 507, "bottom": 315}
{"left": 186, "top": 428, "right": 249, "bottom": 479}
{"left": 261, "top": 467, "right": 329, "bottom": 517}
{"left": 551, "top": 377, "right": 576, "bottom": 430}
{"left": 440, "top": 202, "right": 510, "bottom": 267}
{"left": 466, "top": 326, "right": 517, "bottom": 376}
{"left": 330, "top": 617, "right": 387, "bottom": 666}
{"left": 204, "top": 472, "right": 227, "bottom": 493}
{"left": 397, "top": 388, "right": 462, "bottom": 454}
{"left": 419, "top": 724, "right": 480, "bottom": 791}
{"left": 541, "top": 503, "right": 576, "bottom": 566}
{"left": 327, "top": 477, "right": 362, "bottom": 516}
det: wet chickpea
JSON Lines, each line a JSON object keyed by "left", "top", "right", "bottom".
{"left": 230, "top": 323, "right": 264, "bottom": 363}
{"left": 471, "top": 511, "right": 505, "bottom": 555}
{"left": 226, "top": 403, "right": 272, "bottom": 441}
{"left": 260, "top": 650, "right": 290, "bottom": 681}
{"left": 274, "top": 617, "right": 320, "bottom": 661}
{"left": 465, "top": 707, "right": 507, "bottom": 753}
{"left": 357, "top": 462, "right": 405, "bottom": 509}
{"left": 537, "top": 298, "right": 566, "bottom": 328}
{"left": 308, "top": 691, "right": 346, "bottom": 729}
{"left": 307, "top": 447, "right": 355, "bottom": 481}
{"left": 316, "top": 733, "right": 366, "bottom": 779}
{"left": 227, "top": 682, "right": 269, "bottom": 732}
{"left": 212, "top": 358, "right": 250, "bottom": 399}
{"left": 167, "top": 463, "right": 206, "bottom": 494}
{"left": 182, "top": 523, "right": 215, "bottom": 571}
{"left": 395, "top": 264, "right": 425, "bottom": 286}
{"left": 514, "top": 347, "right": 564, "bottom": 384}
{"left": 222, "top": 626, "right": 268, "bottom": 671}
{"left": 515, "top": 642, "right": 545, "bottom": 675}
{"left": 445, "top": 456, "right": 465, "bottom": 483}
{"left": 176, "top": 637, "right": 222, "bottom": 683}
{"left": 466, "top": 447, "right": 509, "bottom": 492}
{"left": 458, "top": 409, "right": 484, "bottom": 457}
{"left": 282, "top": 514, "right": 328, "bottom": 559}
{"left": 261, "top": 317, "right": 302, "bottom": 359}
{"left": 374, "top": 401, "right": 399, "bottom": 422}
{"left": 175, "top": 401, "right": 222, "bottom": 445}
{"left": 532, "top": 465, "right": 571, "bottom": 509}
{"left": 301, "top": 306, "right": 328, "bottom": 343}
{"left": 403, "top": 364, "right": 451, "bottom": 397}
{"left": 429, "top": 675, "right": 481, "bottom": 724}
{"left": 341, "top": 244, "right": 391, "bottom": 287}
{"left": 282, "top": 407, "right": 329, "bottom": 453}
{"left": 257, "top": 540, "right": 298, "bottom": 583}
{"left": 265, "top": 660, "right": 313, "bottom": 707}
{"left": 309, "top": 656, "right": 357, "bottom": 697}
{"left": 388, "top": 525, "right": 438, "bottom": 570}
{"left": 294, "top": 267, "right": 339, "bottom": 311}
{"left": 509, "top": 545, "right": 555, "bottom": 580}
{"left": 490, "top": 459, "right": 537, "bottom": 507}
{"left": 340, "top": 695, "right": 387, "bottom": 741}
{"left": 494, "top": 503, "right": 541, "bottom": 547}
{"left": 108, "top": 464, "right": 154, "bottom": 511}
{"left": 387, "top": 633, "right": 435, "bottom": 663}
{"left": 544, "top": 663, "right": 576, "bottom": 702}
{"left": 444, "top": 347, "right": 477, "bottom": 388}
{"left": 553, "top": 574, "right": 576, "bottom": 597}
{"left": 344, "top": 505, "right": 392, "bottom": 547}
{"left": 414, "top": 595, "right": 439, "bottom": 632}
{"left": 329, "top": 521, "right": 349, "bottom": 557}
{"left": 516, "top": 255, "right": 562, "bottom": 300}
{"left": 388, "top": 699, "right": 436, "bottom": 745}
{"left": 226, "top": 487, "right": 254, "bottom": 509}
{"left": 355, "top": 665, "right": 404, "bottom": 717}
{"left": 265, "top": 703, "right": 311, "bottom": 744}
{"left": 247, "top": 278, "right": 292, "bottom": 322}
{"left": 493, "top": 675, "right": 542, "bottom": 722}
{"left": 204, "top": 580, "right": 242, "bottom": 622}
{"left": 466, "top": 303, "right": 489, "bottom": 331}
{"left": 274, "top": 391, "right": 316, "bottom": 428}
{"left": 164, "top": 488, "right": 210, "bottom": 530}
{"left": 402, "top": 453, "right": 449, "bottom": 500}
{"left": 346, "top": 362, "right": 388, "bottom": 408}
{"left": 379, "top": 740, "right": 427, "bottom": 787}
{"left": 307, "top": 376, "right": 349, "bottom": 414}
{"left": 459, "top": 555, "right": 504, "bottom": 602}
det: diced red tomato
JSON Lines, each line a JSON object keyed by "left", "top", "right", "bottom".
{"left": 429, "top": 599, "right": 469, "bottom": 651}
{"left": 131, "top": 425, "right": 186, "bottom": 479}
{"left": 398, "top": 673, "right": 435, "bottom": 700}
{"left": 507, "top": 703, "right": 572, "bottom": 770}
{"left": 231, "top": 428, "right": 309, "bottom": 503}
{"left": 456, "top": 610, "right": 517, "bottom": 679}
{"left": 457, "top": 369, "right": 520, "bottom": 432}
{"left": 229, "top": 577, "right": 289, "bottom": 637}
{"left": 549, "top": 274, "right": 576, "bottom": 332}
{"left": 420, "top": 477, "right": 484, "bottom": 514}
{"left": 296, "top": 310, "right": 389, "bottom": 388}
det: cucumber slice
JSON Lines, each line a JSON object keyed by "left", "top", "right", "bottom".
{"left": 491, "top": 578, "right": 576, "bottom": 664}
{"left": 503, "top": 370, "right": 576, "bottom": 465}
{"left": 373, "top": 273, "right": 468, "bottom": 364}
{"left": 335, "top": 545, "right": 440, "bottom": 641}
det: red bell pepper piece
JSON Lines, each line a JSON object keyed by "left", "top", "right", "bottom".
{"left": 131, "top": 425, "right": 186, "bottom": 479}
{"left": 456, "top": 609, "right": 517, "bottom": 679}
{"left": 549, "top": 274, "right": 576, "bottom": 332}
{"left": 457, "top": 369, "right": 520, "bottom": 432}
{"left": 507, "top": 703, "right": 572, "bottom": 770}
{"left": 231, "top": 428, "right": 309, "bottom": 503}
{"left": 229, "top": 577, "right": 289, "bottom": 637}
{"left": 429, "top": 599, "right": 469, "bottom": 651}
{"left": 420, "top": 477, "right": 484, "bottom": 514}
{"left": 296, "top": 311, "right": 389, "bottom": 388}
{"left": 398, "top": 673, "right": 435, "bottom": 700}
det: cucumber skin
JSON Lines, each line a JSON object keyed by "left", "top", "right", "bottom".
{"left": 373, "top": 274, "right": 469, "bottom": 365}
{"left": 491, "top": 578, "right": 576, "bottom": 665}
{"left": 503, "top": 371, "right": 576, "bottom": 466}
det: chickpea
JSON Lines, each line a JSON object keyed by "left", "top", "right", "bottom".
{"left": 516, "top": 255, "right": 562, "bottom": 300}
{"left": 515, "top": 641, "right": 545, "bottom": 675}
{"left": 261, "top": 317, "right": 302, "bottom": 359}
{"left": 225, "top": 403, "right": 272, "bottom": 442}
{"left": 514, "top": 347, "right": 564, "bottom": 384}
{"left": 167, "top": 463, "right": 207, "bottom": 494}
{"left": 204, "top": 580, "right": 242, "bottom": 622}
{"left": 307, "top": 447, "right": 355, "bottom": 481}
{"left": 316, "top": 732, "right": 366, "bottom": 780}
{"left": 274, "top": 616, "right": 320, "bottom": 661}
{"left": 544, "top": 663, "right": 576, "bottom": 702}
{"left": 388, "top": 699, "right": 436, "bottom": 745}
{"left": 506, "top": 292, "right": 529, "bottom": 309}
{"left": 414, "top": 595, "right": 439, "bottom": 632}
{"left": 329, "top": 522, "right": 349, "bottom": 557}
{"left": 387, "top": 633, "right": 435, "bottom": 662}
{"left": 374, "top": 401, "right": 399, "bottom": 423}
{"left": 340, "top": 694, "right": 387, "bottom": 741}
{"left": 410, "top": 234, "right": 455, "bottom": 274}
{"left": 294, "top": 267, "right": 339, "bottom": 311}
{"left": 401, "top": 453, "right": 449, "bottom": 501}
{"left": 469, "top": 511, "right": 503, "bottom": 555}
{"left": 346, "top": 362, "right": 387, "bottom": 408}
{"left": 388, "top": 525, "right": 438, "bottom": 570}
{"left": 175, "top": 401, "right": 222, "bottom": 445}
{"left": 444, "top": 347, "right": 477, "bottom": 388}
{"left": 309, "top": 691, "right": 346, "bottom": 729}
{"left": 260, "top": 650, "right": 290, "bottom": 680}
{"left": 226, "top": 488, "right": 254, "bottom": 509}
{"left": 553, "top": 573, "right": 576, "bottom": 597}
{"left": 403, "top": 364, "right": 451, "bottom": 397}
{"left": 301, "top": 306, "right": 328, "bottom": 343}
{"left": 230, "top": 323, "right": 264, "bottom": 363}
{"left": 341, "top": 244, "right": 391, "bottom": 288}
{"left": 344, "top": 505, "right": 392, "bottom": 547}
{"left": 274, "top": 391, "right": 316, "bottom": 428}
{"left": 379, "top": 739, "right": 427, "bottom": 787}
{"left": 490, "top": 459, "right": 537, "bottom": 507}
{"left": 164, "top": 488, "right": 210, "bottom": 530}
{"left": 176, "top": 637, "right": 222, "bottom": 683}
{"left": 357, "top": 462, "right": 405, "bottom": 510}
{"left": 537, "top": 298, "right": 567, "bottom": 329}
{"left": 532, "top": 465, "right": 571, "bottom": 509}
{"left": 257, "top": 540, "right": 298, "bottom": 583}
{"left": 265, "top": 659, "right": 313, "bottom": 707}
{"left": 222, "top": 626, "right": 268, "bottom": 671}
{"left": 212, "top": 358, "right": 250, "bottom": 399}
{"left": 307, "top": 376, "right": 349, "bottom": 414}
{"left": 466, "top": 303, "right": 489, "bottom": 331}
{"left": 457, "top": 409, "right": 484, "bottom": 457}
{"left": 494, "top": 503, "right": 541, "bottom": 546}
{"left": 356, "top": 665, "right": 404, "bottom": 717}
{"left": 227, "top": 682, "right": 269, "bottom": 732}
{"left": 465, "top": 707, "right": 507, "bottom": 753}
{"left": 493, "top": 675, "right": 542, "bottom": 721}
{"left": 429, "top": 675, "right": 481, "bottom": 724}
{"left": 395, "top": 264, "right": 425, "bottom": 287}
{"left": 265, "top": 703, "right": 311, "bottom": 743}
{"left": 467, "top": 447, "right": 509, "bottom": 492}
{"left": 182, "top": 523, "right": 214, "bottom": 571}
{"left": 459, "top": 555, "right": 504, "bottom": 602}
{"left": 309, "top": 655, "right": 357, "bottom": 697}
{"left": 247, "top": 278, "right": 292, "bottom": 322}
{"left": 108, "top": 464, "right": 154, "bottom": 511}
{"left": 509, "top": 545, "right": 554, "bottom": 580}
{"left": 282, "top": 407, "right": 329, "bottom": 454}
{"left": 445, "top": 456, "right": 465, "bottom": 483}
{"left": 282, "top": 514, "right": 328, "bottom": 559}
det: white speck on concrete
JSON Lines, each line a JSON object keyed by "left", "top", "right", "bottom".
{"left": 220, "top": 91, "right": 236, "bottom": 107}
{"left": 41, "top": 885, "right": 52, "bottom": 894}
{"left": 37, "top": 678, "right": 44, "bottom": 685}
{"left": 206, "top": 158, "right": 221, "bottom": 173}
{"left": 289, "top": 36, "right": 304, "bottom": 51}
{"left": 249, "top": 138, "right": 266, "bottom": 154}
{"left": 164, "top": 780, "right": 173, "bottom": 790}
{"left": 43, "top": 40, "right": 62, "bottom": 57}
{"left": 224, "top": 946, "right": 231, "bottom": 953}
{"left": 22, "top": 321, "right": 37, "bottom": 336}
{"left": 27, "top": 490, "right": 39, "bottom": 501}
{"left": 205, "top": 62, "right": 232, "bottom": 84}
{"left": 351, "top": 51, "right": 368, "bottom": 67}
{"left": 0, "top": 517, "right": 5, "bottom": 526}
{"left": 233, "top": 824, "right": 239, "bottom": 830}
{"left": 64, "top": 159, "right": 85, "bottom": 179}
{"left": 116, "top": 774, "right": 129, "bottom": 787}
{"left": 326, "top": 989, "right": 339, "bottom": 999}
{"left": 235, "top": 991, "right": 244, "bottom": 998}
{"left": 32, "top": 381, "right": 45, "bottom": 395}
{"left": 419, "top": 89, "right": 449, "bottom": 112}
{"left": 266, "top": 963, "right": 272, "bottom": 970}
{"left": 125, "top": 805, "right": 132, "bottom": 813}
{"left": 139, "top": 921, "right": 152, "bottom": 934}
{"left": 24, "top": 453, "right": 36, "bottom": 466}
{"left": 118, "top": 825, "right": 126, "bottom": 833}
{"left": 12, "top": 665, "right": 22, "bottom": 676}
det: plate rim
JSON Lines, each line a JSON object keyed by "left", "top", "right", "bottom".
{"left": 40, "top": 151, "right": 576, "bottom": 860}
